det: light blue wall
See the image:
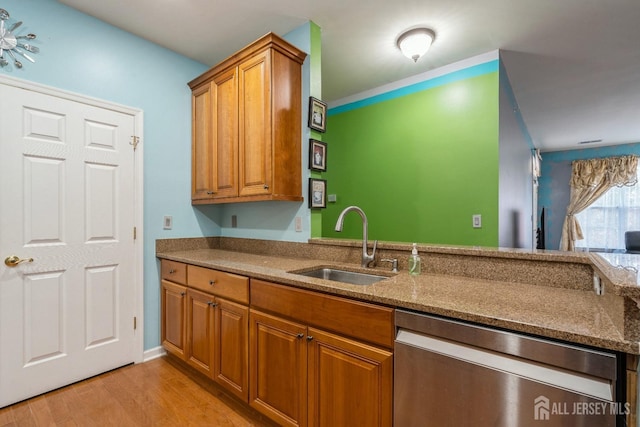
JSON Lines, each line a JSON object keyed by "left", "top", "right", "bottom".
{"left": 1, "top": 0, "right": 315, "bottom": 351}
{"left": 539, "top": 143, "right": 640, "bottom": 249}
{"left": 1, "top": 0, "right": 219, "bottom": 350}
{"left": 217, "top": 23, "right": 313, "bottom": 243}
{"left": 498, "top": 58, "right": 535, "bottom": 249}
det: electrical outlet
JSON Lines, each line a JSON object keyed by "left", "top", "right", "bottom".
{"left": 163, "top": 215, "right": 173, "bottom": 230}
{"left": 472, "top": 214, "right": 482, "bottom": 228}
{"left": 327, "top": 194, "right": 337, "bottom": 203}
{"left": 295, "top": 216, "right": 303, "bottom": 232}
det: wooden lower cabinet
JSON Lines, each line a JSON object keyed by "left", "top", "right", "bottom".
{"left": 250, "top": 310, "right": 308, "bottom": 427}
{"left": 162, "top": 284, "right": 249, "bottom": 401}
{"left": 308, "top": 328, "right": 393, "bottom": 427}
{"left": 186, "top": 288, "right": 215, "bottom": 376}
{"left": 249, "top": 309, "right": 393, "bottom": 427}
{"left": 185, "top": 289, "right": 249, "bottom": 401}
{"left": 160, "top": 262, "right": 393, "bottom": 425}
{"left": 215, "top": 298, "right": 249, "bottom": 401}
{"left": 161, "top": 280, "right": 187, "bottom": 359}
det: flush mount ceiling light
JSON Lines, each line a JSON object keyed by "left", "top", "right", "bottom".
{"left": 396, "top": 28, "right": 436, "bottom": 63}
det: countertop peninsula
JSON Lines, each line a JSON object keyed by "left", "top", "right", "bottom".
{"left": 156, "top": 237, "right": 640, "bottom": 354}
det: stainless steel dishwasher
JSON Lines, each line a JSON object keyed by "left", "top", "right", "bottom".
{"left": 394, "top": 309, "right": 625, "bottom": 427}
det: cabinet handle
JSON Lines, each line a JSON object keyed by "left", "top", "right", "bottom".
{"left": 169, "top": 269, "right": 176, "bottom": 274}
{"left": 296, "top": 333, "right": 304, "bottom": 339}
{"left": 207, "top": 301, "right": 218, "bottom": 307}
{"left": 209, "top": 280, "right": 216, "bottom": 286}
{"left": 206, "top": 191, "right": 216, "bottom": 195}
{"left": 306, "top": 336, "right": 314, "bottom": 341}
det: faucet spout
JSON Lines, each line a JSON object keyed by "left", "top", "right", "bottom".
{"left": 334, "top": 205, "right": 377, "bottom": 268}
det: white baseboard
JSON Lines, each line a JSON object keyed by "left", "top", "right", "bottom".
{"left": 142, "top": 346, "right": 166, "bottom": 362}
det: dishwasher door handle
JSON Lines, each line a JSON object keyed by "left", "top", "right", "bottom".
{"left": 396, "top": 329, "right": 614, "bottom": 402}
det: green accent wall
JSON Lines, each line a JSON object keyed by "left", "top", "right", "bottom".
{"left": 309, "top": 22, "right": 324, "bottom": 238}
{"left": 322, "top": 71, "right": 500, "bottom": 246}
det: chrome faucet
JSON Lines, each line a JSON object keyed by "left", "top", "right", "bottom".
{"left": 334, "top": 206, "right": 377, "bottom": 268}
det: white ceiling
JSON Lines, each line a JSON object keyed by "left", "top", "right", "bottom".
{"left": 59, "top": 0, "right": 640, "bottom": 152}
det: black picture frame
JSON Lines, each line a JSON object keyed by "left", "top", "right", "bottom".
{"left": 308, "top": 178, "right": 327, "bottom": 209}
{"left": 309, "top": 139, "right": 327, "bottom": 172}
{"left": 308, "top": 97, "right": 327, "bottom": 133}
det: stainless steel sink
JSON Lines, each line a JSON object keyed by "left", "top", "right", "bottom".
{"left": 292, "top": 267, "right": 388, "bottom": 285}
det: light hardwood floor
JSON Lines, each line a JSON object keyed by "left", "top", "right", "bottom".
{"left": 0, "top": 356, "right": 276, "bottom": 426}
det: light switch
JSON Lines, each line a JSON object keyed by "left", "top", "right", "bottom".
{"left": 295, "top": 216, "right": 303, "bottom": 232}
{"left": 472, "top": 214, "right": 482, "bottom": 228}
{"left": 163, "top": 215, "right": 173, "bottom": 230}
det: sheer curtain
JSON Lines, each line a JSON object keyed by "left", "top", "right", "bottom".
{"left": 575, "top": 165, "right": 640, "bottom": 251}
{"left": 559, "top": 155, "right": 638, "bottom": 251}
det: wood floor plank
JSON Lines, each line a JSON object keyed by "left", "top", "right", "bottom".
{"left": 100, "top": 366, "right": 164, "bottom": 427}
{"left": 5, "top": 402, "right": 34, "bottom": 427}
{"left": 0, "top": 357, "right": 275, "bottom": 427}
{"left": 40, "top": 388, "right": 73, "bottom": 424}
{"left": 26, "top": 396, "right": 55, "bottom": 427}
{"left": 0, "top": 404, "right": 16, "bottom": 426}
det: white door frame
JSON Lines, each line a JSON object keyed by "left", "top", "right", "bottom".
{"left": 0, "top": 74, "right": 145, "bottom": 364}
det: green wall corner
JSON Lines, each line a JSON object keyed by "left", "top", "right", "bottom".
{"left": 322, "top": 70, "right": 500, "bottom": 246}
{"left": 309, "top": 21, "right": 324, "bottom": 238}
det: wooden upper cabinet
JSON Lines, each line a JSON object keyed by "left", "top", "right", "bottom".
{"left": 238, "top": 50, "right": 272, "bottom": 198}
{"left": 189, "top": 33, "right": 307, "bottom": 204}
{"left": 191, "top": 84, "right": 214, "bottom": 201}
{"left": 212, "top": 67, "right": 239, "bottom": 199}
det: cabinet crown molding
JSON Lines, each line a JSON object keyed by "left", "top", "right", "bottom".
{"left": 188, "top": 32, "right": 307, "bottom": 90}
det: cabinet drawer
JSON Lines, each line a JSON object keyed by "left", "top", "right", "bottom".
{"left": 251, "top": 279, "right": 394, "bottom": 349}
{"left": 161, "top": 260, "right": 187, "bottom": 285}
{"left": 187, "top": 265, "right": 249, "bottom": 304}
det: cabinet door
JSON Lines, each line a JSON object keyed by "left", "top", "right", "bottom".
{"left": 250, "top": 310, "right": 307, "bottom": 427}
{"left": 238, "top": 50, "right": 272, "bottom": 197}
{"left": 191, "top": 84, "right": 214, "bottom": 201}
{"left": 161, "top": 280, "right": 187, "bottom": 359}
{"left": 214, "top": 298, "right": 249, "bottom": 401}
{"left": 186, "top": 289, "right": 215, "bottom": 378}
{"left": 308, "top": 328, "right": 393, "bottom": 427}
{"left": 212, "top": 67, "right": 239, "bottom": 199}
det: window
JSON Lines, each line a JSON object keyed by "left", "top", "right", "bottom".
{"left": 575, "top": 165, "right": 640, "bottom": 251}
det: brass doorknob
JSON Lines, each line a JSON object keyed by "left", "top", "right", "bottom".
{"left": 4, "top": 255, "right": 34, "bottom": 267}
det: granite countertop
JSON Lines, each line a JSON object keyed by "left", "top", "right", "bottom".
{"left": 591, "top": 252, "right": 640, "bottom": 295}
{"left": 157, "top": 246, "right": 639, "bottom": 354}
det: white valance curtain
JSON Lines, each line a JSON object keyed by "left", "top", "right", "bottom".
{"left": 559, "top": 155, "right": 638, "bottom": 251}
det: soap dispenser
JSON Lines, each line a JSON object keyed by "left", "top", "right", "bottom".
{"left": 409, "top": 243, "right": 421, "bottom": 275}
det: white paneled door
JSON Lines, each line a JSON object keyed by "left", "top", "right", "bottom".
{"left": 0, "top": 81, "right": 139, "bottom": 408}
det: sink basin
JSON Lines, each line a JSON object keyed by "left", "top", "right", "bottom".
{"left": 292, "top": 267, "right": 388, "bottom": 285}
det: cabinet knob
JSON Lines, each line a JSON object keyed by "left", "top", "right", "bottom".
{"left": 263, "top": 184, "right": 269, "bottom": 190}
{"left": 306, "top": 336, "right": 314, "bottom": 341}
{"left": 169, "top": 269, "right": 176, "bottom": 274}
{"left": 209, "top": 280, "right": 216, "bottom": 286}
{"left": 207, "top": 301, "right": 218, "bottom": 307}
{"left": 296, "top": 333, "right": 304, "bottom": 339}
{"left": 180, "top": 292, "right": 186, "bottom": 296}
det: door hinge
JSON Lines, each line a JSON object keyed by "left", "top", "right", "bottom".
{"left": 133, "top": 226, "right": 137, "bottom": 240}
{"left": 130, "top": 136, "right": 140, "bottom": 150}
{"left": 133, "top": 316, "right": 137, "bottom": 330}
